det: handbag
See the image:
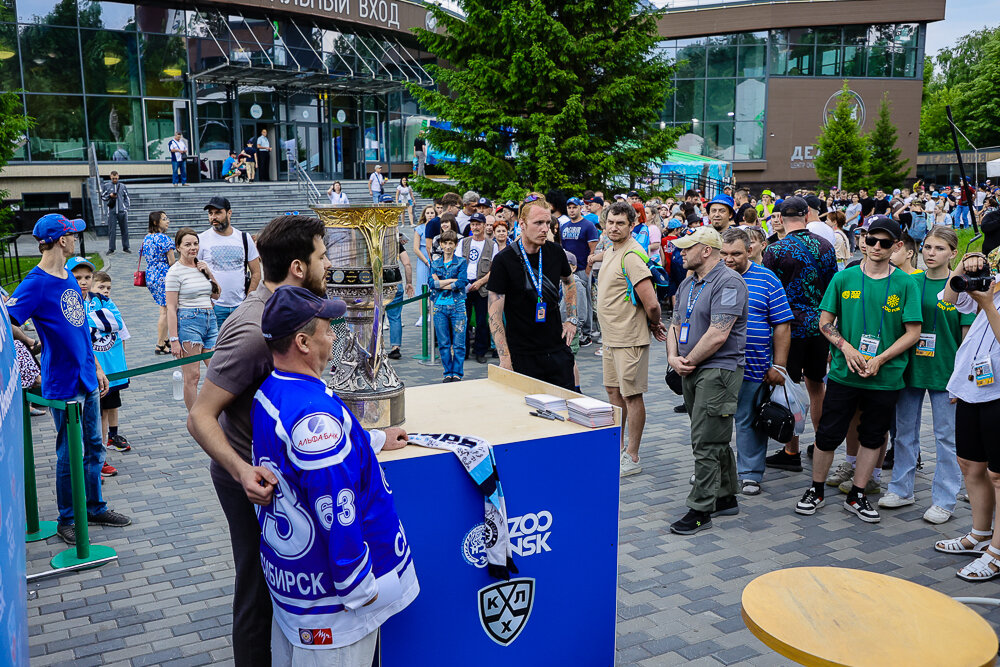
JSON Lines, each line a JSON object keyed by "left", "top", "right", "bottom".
{"left": 751, "top": 382, "right": 795, "bottom": 444}
{"left": 664, "top": 366, "right": 683, "bottom": 395}
{"left": 133, "top": 246, "right": 146, "bottom": 286}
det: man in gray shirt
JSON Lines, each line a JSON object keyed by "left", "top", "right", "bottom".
{"left": 666, "top": 226, "right": 749, "bottom": 535}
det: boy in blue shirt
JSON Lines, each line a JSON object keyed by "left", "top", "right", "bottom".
{"left": 7, "top": 214, "right": 131, "bottom": 544}
{"left": 428, "top": 229, "right": 469, "bottom": 382}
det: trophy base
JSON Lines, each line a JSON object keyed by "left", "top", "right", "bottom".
{"left": 339, "top": 386, "right": 405, "bottom": 429}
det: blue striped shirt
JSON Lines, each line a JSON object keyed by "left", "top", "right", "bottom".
{"left": 740, "top": 262, "right": 794, "bottom": 383}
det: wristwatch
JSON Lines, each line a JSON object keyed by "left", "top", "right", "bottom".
{"left": 168, "top": 337, "right": 179, "bottom": 342}
{"left": 566, "top": 317, "right": 579, "bottom": 326}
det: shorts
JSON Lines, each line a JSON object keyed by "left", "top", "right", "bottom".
{"left": 787, "top": 335, "right": 829, "bottom": 384}
{"left": 511, "top": 345, "right": 576, "bottom": 391}
{"left": 100, "top": 388, "right": 123, "bottom": 411}
{"left": 814, "top": 379, "right": 899, "bottom": 452}
{"left": 177, "top": 307, "right": 219, "bottom": 349}
{"left": 955, "top": 398, "right": 1000, "bottom": 473}
{"left": 602, "top": 345, "right": 650, "bottom": 397}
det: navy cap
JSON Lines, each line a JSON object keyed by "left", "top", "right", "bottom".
{"left": 779, "top": 196, "right": 808, "bottom": 217}
{"left": 468, "top": 212, "right": 487, "bottom": 224}
{"left": 566, "top": 197, "right": 584, "bottom": 206}
{"left": 804, "top": 194, "right": 824, "bottom": 212}
{"left": 477, "top": 197, "right": 492, "bottom": 207}
{"left": 503, "top": 200, "right": 518, "bottom": 211}
{"left": 589, "top": 196, "right": 605, "bottom": 205}
{"left": 33, "top": 213, "right": 85, "bottom": 244}
{"left": 261, "top": 286, "right": 347, "bottom": 341}
{"left": 204, "top": 195, "right": 231, "bottom": 211}
{"left": 627, "top": 191, "right": 640, "bottom": 198}
{"left": 867, "top": 215, "right": 901, "bottom": 240}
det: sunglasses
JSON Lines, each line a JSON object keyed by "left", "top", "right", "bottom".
{"left": 522, "top": 194, "right": 541, "bottom": 204}
{"left": 865, "top": 236, "right": 895, "bottom": 249}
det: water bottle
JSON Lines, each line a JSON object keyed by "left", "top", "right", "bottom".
{"left": 172, "top": 370, "right": 183, "bottom": 401}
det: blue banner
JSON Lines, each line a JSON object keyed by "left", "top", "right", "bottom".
{"left": 0, "top": 299, "right": 27, "bottom": 666}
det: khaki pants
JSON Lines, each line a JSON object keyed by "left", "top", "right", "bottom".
{"left": 682, "top": 366, "right": 742, "bottom": 512}
{"left": 245, "top": 161, "right": 255, "bottom": 181}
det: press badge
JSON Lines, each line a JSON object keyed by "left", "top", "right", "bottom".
{"left": 535, "top": 301, "right": 547, "bottom": 322}
{"left": 915, "top": 333, "right": 937, "bottom": 357}
{"left": 973, "top": 356, "right": 995, "bottom": 387}
{"left": 679, "top": 323, "right": 690, "bottom": 344}
{"left": 858, "top": 334, "right": 880, "bottom": 359}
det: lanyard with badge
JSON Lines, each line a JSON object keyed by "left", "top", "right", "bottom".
{"left": 915, "top": 274, "right": 940, "bottom": 357}
{"left": 679, "top": 281, "right": 707, "bottom": 345}
{"left": 969, "top": 327, "right": 997, "bottom": 387}
{"left": 858, "top": 269, "right": 893, "bottom": 360}
{"left": 518, "top": 238, "right": 546, "bottom": 322}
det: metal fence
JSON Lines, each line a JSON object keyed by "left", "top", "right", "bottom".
{"left": 0, "top": 233, "right": 26, "bottom": 289}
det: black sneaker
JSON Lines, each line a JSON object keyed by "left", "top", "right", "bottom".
{"left": 490, "top": 349, "right": 498, "bottom": 358}
{"left": 673, "top": 404, "right": 687, "bottom": 414}
{"left": 476, "top": 354, "right": 487, "bottom": 364}
{"left": 916, "top": 452, "right": 923, "bottom": 470}
{"left": 807, "top": 444, "right": 814, "bottom": 459}
{"left": 106, "top": 249, "right": 115, "bottom": 255}
{"left": 711, "top": 496, "right": 739, "bottom": 517}
{"left": 108, "top": 434, "right": 131, "bottom": 452}
{"left": 88, "top": 510, "right": 132, "bottom": 527}
{"left": 387, "top": 347, "right": 402, "bottom": 360}
{"left": 795, "top": 487, "right": 825, "bottom": 515}
{"left": 765, "top": 448, "right": 803, "bottom": 472}
{"left": 57, "top": 523, "right": 76, "bottom": 545}
{"left": 669, "top": 509, "right": 712, "bottom": 535}
{"left": 844, "top": 494, "right": 880, "bottom": 523}
{"left": 883, "top": 447, "right": 894, "bottom": 470}
{"left": 579, "top": 335, "right": 593, "bottom": 347}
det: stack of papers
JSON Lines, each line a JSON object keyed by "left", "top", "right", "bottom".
{"left": 567, "top": 397, "right": 614, "bottom": 428}
{"left": 525, "top": 394, "right": 567, "bottom": 412}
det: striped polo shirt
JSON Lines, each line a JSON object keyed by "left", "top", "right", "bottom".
{"left": 740, "top": 262, "right": 794, "bottom": 383}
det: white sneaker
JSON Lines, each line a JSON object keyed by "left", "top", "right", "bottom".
{"left": 878, "top": 492, "right": 915, "bottom": 508}
{"left": 923, "top": 505, "right": 953, "bottom": 524}
{"left": 620, "top": 451, "right": 641, "bottom": 477}
{"left": 413, "top": 318, "right": 422, "bottom": 327}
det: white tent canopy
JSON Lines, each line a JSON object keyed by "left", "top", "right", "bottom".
{"left": 987, "top": 158, "right": 1000, "bottom": 178}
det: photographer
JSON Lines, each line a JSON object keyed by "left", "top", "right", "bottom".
{"left": 935, "top": 248, "right": 1000, "bottom": 582}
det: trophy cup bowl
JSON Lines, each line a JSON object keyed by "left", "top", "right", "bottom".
{"left": 312, "top": 203, "right": 405, "bottom": 428}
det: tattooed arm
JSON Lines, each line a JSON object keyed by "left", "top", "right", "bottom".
{"left": 488, "top": 290, "right": 512, "bottom": 370}
{"left": 819, "top": 310, "right": 866, "bottom": 375}
{"left": 561, "top": 274, "right": 578, "bottom": 345}
{"left": 683, "top": 313, "right": 737, "bottom": 367}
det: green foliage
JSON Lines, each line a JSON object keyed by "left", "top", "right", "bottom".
{"left": 866, "top": 93, "right": 909, "bottom": 190}
{"left": 405, "top": 0, "right": 681, "bottom": 200}
{"left": 0, "top": 90, "right": 34, "bottom": 239}
{"left": 814, "top": 82, "right": 868, "bottom": 191}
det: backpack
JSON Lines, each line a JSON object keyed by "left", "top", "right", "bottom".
{"left": 622, "top": 247, "right": 671, "bottom": 305}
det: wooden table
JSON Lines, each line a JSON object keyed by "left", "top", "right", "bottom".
{"left": 741, "top": 567, "right": 998, "bottom": 667}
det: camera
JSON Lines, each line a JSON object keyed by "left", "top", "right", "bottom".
{"left": 950, "top": 269, "right": 994, "bottom": 293}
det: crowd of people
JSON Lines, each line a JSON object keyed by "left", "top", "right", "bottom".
{"left": 8, "top": 172, "right": 1000, "bottom": 664}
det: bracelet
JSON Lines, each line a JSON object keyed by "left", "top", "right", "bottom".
{"left": 169, "top": 337, "right": 179, "bottom": 342}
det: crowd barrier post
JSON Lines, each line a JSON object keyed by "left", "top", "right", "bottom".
{"left": 22, "top": 394, "right": 57, "bottom": 542}
{"left": 414, "top": 285, "right": 430, "bottom": 362}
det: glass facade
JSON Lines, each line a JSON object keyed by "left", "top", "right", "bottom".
{"left": 660, "top": 24, "right": 925, "bottom": 162}
{"left": 1, "top": 0, "right": 434, "bottom": 176}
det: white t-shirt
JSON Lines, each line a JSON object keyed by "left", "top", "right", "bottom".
{"left": 396, "top": 185, "right": 412, "bottom": 201}
{"left": 164, "top": 263, "right": 213, "bottom": 309}
{"left": 329, "top": 191, "right": 349, "bottom": 205}
{"left": 807, "top": 220, "right": 837, "bottom": 247}
{"left": 455, "top": 210, "right": 472, "bottom": 233}
{"left": 369, "top": 172, "right": 384, "bottom": 193}
{"left": 168, "top": 138, "right": 187, "bottom": 162}
{"left": 197, "top": 227, "right": 259, "bottom": 307}
{"left": 458, "top": 237, "right": 499, "bottom": 280}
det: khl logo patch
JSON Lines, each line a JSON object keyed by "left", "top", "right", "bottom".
{"left": 477, "top": 577, "right": 534, "bottom": 646}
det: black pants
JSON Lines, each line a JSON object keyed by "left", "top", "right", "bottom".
{"left": 814, "top": 379, "right": 899, "bottom": 452}
{"left": 211, "top": 461, "right": 272, "bottom": 667}
{"left": 257, "top": 151, "right": 270, "bottom": 181}
{"left": 466, "top": 291, "right": 489, "bottom": 356}
{"left": 511, "top": 345, "right": 575, "bottom": 390}
{"left": 107, "top": 210, "right": 129, "bottom": 251}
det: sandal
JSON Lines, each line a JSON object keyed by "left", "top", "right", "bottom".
{"left": 958, "top": 545, "right": 1000, "bottom": 582}
{"left": 154, "top": 343, "right": 169, "bottom": 355}
{"left": 936, "top": 530, "right": 993, "bottom": 555}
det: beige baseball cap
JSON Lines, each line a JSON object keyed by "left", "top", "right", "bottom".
{"left": 671, "top": 226, "right": 723, "bottom": 250}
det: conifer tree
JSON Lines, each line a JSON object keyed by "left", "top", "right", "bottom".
{"left": 814, "top": 81, "right": 868, "bottom": 191}
{"left": 867, "top": 93, "right": 909, "bottom": 190}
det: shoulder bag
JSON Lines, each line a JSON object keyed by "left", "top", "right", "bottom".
{"left": 133, "top": 245, "right": 146, "bottom": 286}
{"left": 751, "top": 382, "right": 795, "bottom": 444}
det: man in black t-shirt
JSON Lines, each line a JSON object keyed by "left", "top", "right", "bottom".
{"left": 858, "top": 188, "right": 875, "bottom": 219}
{"left": 414, "top": 132, "right": 426, "bottom": 176}
{"left": 487, "top": 201, "right": 579, "bottom": 390}
{"left": 872, "top": 190, "right": 891, "bottom": 216}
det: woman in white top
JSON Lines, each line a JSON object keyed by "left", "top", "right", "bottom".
{"left": 327, "top": 180, "right": 349, "bottom": 205}
{"left": 165, "top": 227, "right": 219, "bottom": 409}
{"left": 396, "top": 176, "right": 415, "bottom": 226}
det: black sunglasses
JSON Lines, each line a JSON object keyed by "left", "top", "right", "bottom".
{"left": 865, "top": 236, "right": 895, "bottom": 249}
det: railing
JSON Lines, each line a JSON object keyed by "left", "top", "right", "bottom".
{"left": 292, "top": 160, "right": 323, "bottom": 204}
{"left": 0, "top": 232, "right": 25, "bottom": 289}
{"left": 640, "top": 170, "right": 735, "bottom": 198}
{"left": 86, "top": 143, "right": 104, "bottom": 233}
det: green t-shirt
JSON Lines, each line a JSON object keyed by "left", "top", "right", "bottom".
{"left": 819, "top": 265, "right": 923, "bottom": 391}
{"left": 904, "top": 274, "right": 976, "bottom": 391}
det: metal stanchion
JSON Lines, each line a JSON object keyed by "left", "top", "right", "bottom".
{"left": 23, "top": 394, "right": 57, "bottom": 542}
{"left": 413, "top": 285, "right": 430, "bottom": 362}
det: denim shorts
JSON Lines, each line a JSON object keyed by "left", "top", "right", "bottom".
{"left": 177, "top": 307, "right": 218, "bottom": 349}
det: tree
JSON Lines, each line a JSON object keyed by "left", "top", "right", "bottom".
{"left": 405, "top": 0, "right": 682, "bottom": 201}
{"left": 814, "top": 81, "right": 868, "bottom": 191}
{"left": 0, "top": 90, "right": 34, "bottom": 239}
{"left": 867, "top": 93, "right": 909, "bottom": 190}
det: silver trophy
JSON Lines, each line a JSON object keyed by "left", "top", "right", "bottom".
{"left": 312, "top": 204, "right": 405, "bottom": 428}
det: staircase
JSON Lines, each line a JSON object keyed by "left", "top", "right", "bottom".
{"left": 111, "top": 180, "right": 434, "bottom": 240}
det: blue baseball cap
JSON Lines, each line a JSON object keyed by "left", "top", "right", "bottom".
{"left": 706, "top": 194, "right": 735, "bottom": 216}
{"left": 567, "top": 197, "right": 584, "bottom": 206}
{"left": 33, "top": 213, "right": 85, "bottom": 244}
{"left": 65, "top": 256, "right": 96, "bottom": 273}
{"left": 931, "top": 192, "right": 940, "bottom": 198}
{"left": 667, "top": 219, "right": 684, "bottom": 230}
{"left": 261, "top": 286, "right": 347, "bottom": 341}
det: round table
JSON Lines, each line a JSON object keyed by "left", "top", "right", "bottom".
{"left": 741, "top": 566, "right": 997, "bottom": 667}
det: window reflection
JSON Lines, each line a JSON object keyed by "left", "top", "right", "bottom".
{"left": 78, "top": 0, "right": 135, "bottom": 30}
{"left": 19, "top": 25, "right": 83, "bottom": 94}
{"left": 26, "top": 94, "right": 86, "bottom": 160}
{"left": 81, "top": 30, "right": 140, "bottom": 95}
{"left": 0, "top": 23, "right": 19, "bottom": 90}
{"left": 140, "top": 33, "right": 186, "bottom": 97}
{"left": 87, "top": 96, "right": 143, "bottom": 160}
{"left": 18, "top": 0, "right": 77, "bottom": 25}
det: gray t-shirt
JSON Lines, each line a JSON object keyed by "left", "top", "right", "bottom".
{"left": 675, "top": 260, "right": 749, "bottom": 371}
{"left": 204, "top": 283, "right": 273, "bottom": 462}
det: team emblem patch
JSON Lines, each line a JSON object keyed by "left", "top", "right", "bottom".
{"left": 298, "top": 628, "right": 333, "bottom": 645}
{"left": 478, "top": 578, "right": 535, "bottom": 646}
{"left": 289, "top": 413, "right": 349, "bottom": 469}
{"left": 60, "top": 289, "right": 86, "bottom": 327}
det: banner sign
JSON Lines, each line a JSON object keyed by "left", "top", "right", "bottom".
{"left": 0, "top": 298, "right": 28, "bottom": 667}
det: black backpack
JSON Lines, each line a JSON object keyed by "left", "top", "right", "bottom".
{"left": 751, "top": 382, "right": 795, "bottom": 444}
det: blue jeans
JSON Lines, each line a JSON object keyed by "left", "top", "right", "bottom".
{"left": 171, "top": 159, "right": 187, "bottom": 184}
{"left": 52, "top": 389, "right": 107, "bottom": 524}
{"left": 889, "top": 387, "right": 961, "bottom": 511}
{"left": 213, "top": 304, "right": 238, "bottom": 330}
{"left": 954, "top": 205, "right": 970, "bottom": 228}
{"left": 372, "top": 192, "right": 382, "bottom": 204}
{"left": 735, "top": 379, "right": 769, "bottom": 482}
{"left": 434, "top": 302, "right": 466, "bottom": 378}
{"left": 387, "top": 284, "right": 403, "bottom": 348}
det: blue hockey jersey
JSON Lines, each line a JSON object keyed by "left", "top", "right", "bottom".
{"left": 252, "top": 370, "right": 418, "bottom": 649}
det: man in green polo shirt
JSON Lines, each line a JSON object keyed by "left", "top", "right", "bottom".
{"left": 795, "top": 216, "right": 922, "bottom": 523}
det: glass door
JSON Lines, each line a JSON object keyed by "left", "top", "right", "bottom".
{"left": 363, "top": 110, "right": 383, "bottom": 164}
